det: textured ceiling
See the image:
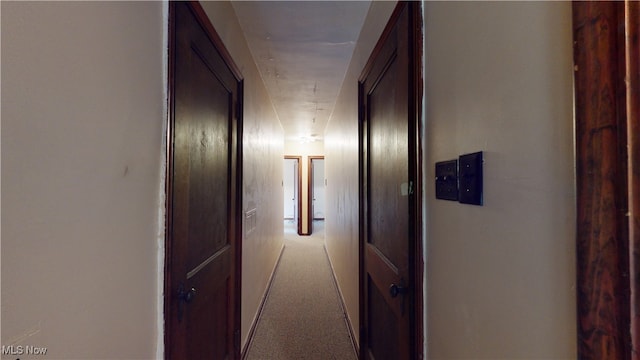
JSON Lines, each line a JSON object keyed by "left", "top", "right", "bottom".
{"left": 231, "top": 1, "right": 371, "bottom": 142}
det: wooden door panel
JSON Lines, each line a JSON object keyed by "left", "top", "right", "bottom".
{"left": 368, "top": 48, "right": 408, "bottom": 269}
{"left": 183, "top": 53, "right": 231, "bottom": 270}
{"left": 365, "top": 245, "right": 403, "bottom": 317}
{"left": 186, "top": 259, "right": 230, "bottom": 359}
{"left": 167, "top": 2, "right": 242, "bottom": 359}
{"left": 360, "top": 3, "right": 420, "bottom": 359}
{"left": 367, "top": 278, "right": 398, "bottom": 360}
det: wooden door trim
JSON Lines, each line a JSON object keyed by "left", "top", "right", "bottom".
{"left": 408, "top": 2, "right": 424, "bottom": 355}
{"left": 357, "top": 76, "right": 367, "bottom": 360}
{"left": 165, "top": 2, "right": 243, "bottom": 358}
{"left": 358, "top": 3, "right": 410, "bottom": 83}
{"left": 358, "top": 2, "right": 423, "bottom": 358}
{"left": 573, "top": 1, "right": 639, "bottom": 358}
{"left": 164, "top": 3, "right": 175, "bottom": 353}
{"left": 184, "top": 1, "right": 241, "bottom": 79}
{"left": 628, "top": 2, "right": 639, "bottom": 354}
{"left": 308, "top": 156, "right": 324, "bottom": 235}
{"left": 285, "top": 155, "right": 303, "bottom": 235}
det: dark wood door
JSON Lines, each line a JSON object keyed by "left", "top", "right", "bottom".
{"left": 359, "top": 2, "right": 421, "bottom": 359}
{"left": 166, "top": 2, "right": 242, "bottom": 359}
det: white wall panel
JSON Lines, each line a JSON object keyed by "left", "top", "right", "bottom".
{"left": 424, "top": 2, "right": 576, "bottom": 358}
{"left": 1, "top": 2, "right": 166, "bottom": 358}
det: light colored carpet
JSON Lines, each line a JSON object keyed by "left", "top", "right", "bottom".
{"left": 245, "top": 221, "right": 357, "bottom": 360}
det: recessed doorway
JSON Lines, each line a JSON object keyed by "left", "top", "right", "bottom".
{"left": 308, "top": 156, "right": 325, "bottom": 235}
{"left": 284, "top": 156, "right": 302, "bottom": 235}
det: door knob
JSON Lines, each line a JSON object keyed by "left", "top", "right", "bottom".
{"left": 177, "top": 284, "right": 196, "bottom": 322}
{"left": 179, "top": 286, "right": 196, "bottom": 303}
{"left": 389, "top": 283, "right": 408, "bottom": 298}
{"left": 389, "top": 283, "right": 409, "bottom": 315}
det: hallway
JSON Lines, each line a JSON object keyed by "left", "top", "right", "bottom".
{"left": 245, "top": 221, "right": 356, "bottom": 359}
{"left": 2, "top": 1, "right": 598, "bottom": 359}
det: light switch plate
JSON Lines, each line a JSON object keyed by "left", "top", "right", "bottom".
{"left": 435, "top": 159, "right": 458, "bottom": 201}
{"left": 459, "top": 152, "right": 483, "bottom": 205}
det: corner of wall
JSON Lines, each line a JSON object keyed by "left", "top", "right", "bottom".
{"left": 156, "top": 1, "right": 170, "bottom": 358}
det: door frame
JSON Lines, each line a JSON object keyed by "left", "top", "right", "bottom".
{"left": 308, "top": 156, "right": 324, "bottom": 235}
{"left": 573, "top": 1, "right": 639, "bottom": 358}
{"left": 358, "top": 2, "right": 423, "bottom": 358}
{"left": 164, "top": 2, "right": 244, "bottom": 358}
{"left": 285, "top": 155, "right": 303, "bottom": 235}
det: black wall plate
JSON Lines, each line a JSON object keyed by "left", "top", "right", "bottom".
{"left": 435, "top": 159, "right": 458, "bottom": 201}
{"left": 459, "top": 151, "right": 483, "bottom": 205}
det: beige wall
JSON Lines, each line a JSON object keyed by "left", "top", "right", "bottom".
{"left": 1, "top": 2, "right": 166, "bottom": 358}
{"left": 284, "top": 140, "right": 324, "bottom": 234}
{"left": 2, "top": 1, "right": 285, "bottom": 357}
{"left": 424, "top": 1, "right": 576, "bottom": 358}
{"left": 200, "top": 1, "right": 285, "bottom": 348}
{"left": 2, "top": 1, "right": 577, "bottom": 358}
{"left": 324, "top": 1, "right": 397, "bottom": 346}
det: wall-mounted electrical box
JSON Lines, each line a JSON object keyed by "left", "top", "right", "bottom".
{"left": 435, "top": 159, "right": 458, "bottom": 201}
{"left": 458, "top": 151, "right": 483, "bottom": 206}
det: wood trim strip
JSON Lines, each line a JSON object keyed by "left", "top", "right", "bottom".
{"left": 407, "top": 3, "right": 424, "bottom": 357}
{"left": 573, "top": 2, "right": 637, "bottom": 358}
{"left": 308, "top": 156, "right": 324, "bottom": 235}
{"left": 357, "top": 79, "right": 367, "bottom": 360}
{"left": 187, "top": 1, "right": 243, "bottom": 81}
{"left": 626, "top": 0, "right": 640, "bottom": 356}
{"left": 186, "top": 245, "right": 231, "bottom": 279}
{"left": 164, "top": 2, "right": 177, "bottom": 356}
{"left": 235, "top": 80, "right": 245, "bottom": 357}
{"left": 358, "top": 2, "right": 407, "bottom": 83}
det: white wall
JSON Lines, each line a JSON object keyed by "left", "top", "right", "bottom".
{"left": 200, "top": 1, "right": 285, "bottom": 348}
{"left": 324, "top": 1, "right": 397, "bottom": 346}
{"left": 2, "top": 1, "right": 286, "bottom": 357}
{"left": 424, "top": 2, "right": 576, "bottom": 358}
{"left": 1, "top": 2, "right": 166, "bottom": 358}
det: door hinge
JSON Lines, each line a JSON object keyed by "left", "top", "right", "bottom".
{"left": 409, "top": 181, "right": 414, "bottom": 195}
